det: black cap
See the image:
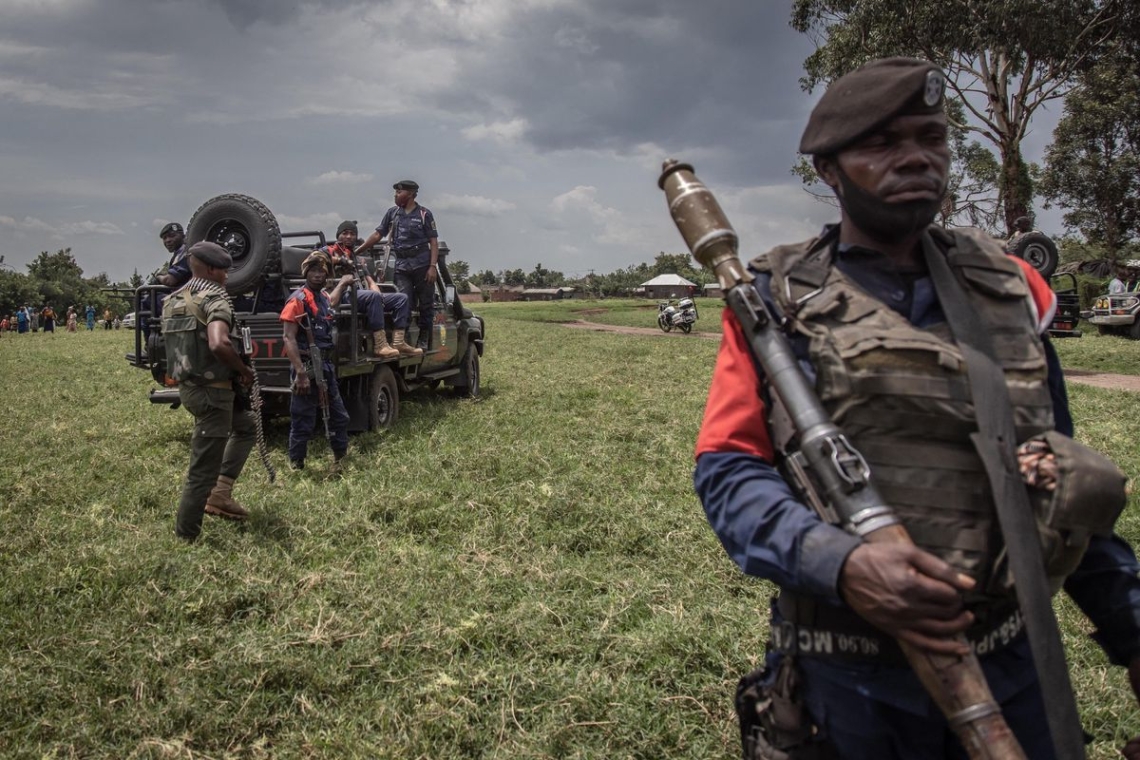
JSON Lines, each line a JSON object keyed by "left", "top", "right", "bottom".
{"left": 799, "top": 58, "right": 945, "bottom": 156}
{"left": 393, "top": 180, "right": 419, "bottom": 192}
{"left": 159, "top": 222, "right": 183, "bottom": 238}
{"left": 336, "top": 220, "right": 358, "bottom": 236}
{"left": 188, "top": 241, "right": 233, "bottom": 269}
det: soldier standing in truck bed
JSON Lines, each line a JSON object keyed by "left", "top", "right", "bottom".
{"left": 355, "top": 180, "right": 440, "bottom": 351}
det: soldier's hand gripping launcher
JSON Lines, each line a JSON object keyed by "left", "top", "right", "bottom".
{"left": 658, "top": 160, "right": 1027, "bottom": 760}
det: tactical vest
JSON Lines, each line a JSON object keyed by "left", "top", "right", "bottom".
{"left": 287, "top": 287, "right": 335, "bottom": 352}
{"left": 756, "top": 227, "right": 1055, "bottom": 604}
{"left": 161, "top": 286, "right": 235, "bottom": 384}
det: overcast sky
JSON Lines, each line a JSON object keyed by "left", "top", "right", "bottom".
{"left": 0, "top": 0, "right": 1063, "bottom": 282}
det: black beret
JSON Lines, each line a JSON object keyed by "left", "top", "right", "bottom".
{"left": 301, "top": 251, "right": 332, "bottom": 276}
{"left": 336, "top": 220, "right": 358, "bottom": 236}
{"left": 187, "top": 241, "right": 233, "bottom": 269}
{"left": 799, "top": 58, "right": 946, "bottom": 155}
{"left": 393, "top": 180, "right": 419, "bottom": 192}
{"left": 159, "top": 222, "right": 183, "bottom": 238}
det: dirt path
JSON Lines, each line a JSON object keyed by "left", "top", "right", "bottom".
{"left": 563, "top": 319, "right": 719, "bottom": 340}
{"left": 563, "top": 319, "right": 1140, "bottom": 392}
{"left": 1061, "top": 369, "right": 1140, "bottom": 393}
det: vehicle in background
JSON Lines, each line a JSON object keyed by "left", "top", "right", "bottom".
{"left": 125, "top": 194, "right": 484, "bottom": 430}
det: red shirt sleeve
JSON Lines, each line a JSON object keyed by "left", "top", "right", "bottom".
{"left": 1011, "top": 258, "right": 1057, "bottom": 334}
{"left": 694, "top": 307, "right": 776, "bottom": 461}
{"left": 279, "top": 295, "right": 304, "bottom": 324}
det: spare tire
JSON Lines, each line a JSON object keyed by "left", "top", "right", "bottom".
{"left": 1010, "top": 231, "right": 1058, "bottom": 280}
{"left": 186, "top": 194, "right": 281, "bottom": 295}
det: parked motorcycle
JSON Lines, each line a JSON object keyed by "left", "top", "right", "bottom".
{"left": 657, "top": 299, "right": 698, "bottom": 333}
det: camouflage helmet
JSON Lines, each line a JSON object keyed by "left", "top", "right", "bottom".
{"left": 301, "top": 251, "right": 332, "bottom": 276}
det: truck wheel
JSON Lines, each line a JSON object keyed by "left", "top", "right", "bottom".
{"left": 369, "top": 364, "right": 399, "bottom": 429}
{"left": 1129, "top": 320, "right": 1140, "bottom": 341}
{"left": 456, "top": 344, "right": 480, "bottom": 398}
{"left": 1010, "top": 232, "right": 1059, "bottom": 280}
{"left": 187, "top": 194, "right": 281, "bottom": 295}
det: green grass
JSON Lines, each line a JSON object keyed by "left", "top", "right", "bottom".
{"left": 0, "top": 313, "right": 1138, "bottom": 759}
{"left": 1053, "top": 328, "right": 1140, "bottom": 375}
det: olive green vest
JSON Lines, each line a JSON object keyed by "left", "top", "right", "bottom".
{"left": 755, "top": 227, "right": 1055, "bottom": 603}
{"left": 161, "top": 286, "right": 235, "bottom": 384}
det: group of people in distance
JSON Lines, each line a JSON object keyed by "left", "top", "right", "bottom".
{"left": 1, "top": 304, "right": 109, "bottom": 334}
{"left": 156, "top": 179, "right": 440, "bottom": 540}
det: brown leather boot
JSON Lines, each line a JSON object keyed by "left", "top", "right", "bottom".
{"left": 205, "top": 475, "right": 249, "bottom": 520}
{"left": 372, "top": 330, "right": 400, "bottom": 359}
{"left": 392, "top": 328, "right": 423, "bottom": 357}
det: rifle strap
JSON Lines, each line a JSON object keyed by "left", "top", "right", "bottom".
{"left": 921, "top": 232, "right": 1085, "bottom": 760}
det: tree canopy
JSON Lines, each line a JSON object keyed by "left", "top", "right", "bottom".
{"left": 0, "top": 249, "right": 133, "bottom": 318}
{"left": 790, "top": 0, "right": 1125, "bottom": 232}
{"left": 1039, "top": 51, "right": 1140, "bottom": 256}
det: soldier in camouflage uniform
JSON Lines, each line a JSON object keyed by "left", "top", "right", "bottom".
{"left": 162, "top": 242, "right": 257, "bottom": 541}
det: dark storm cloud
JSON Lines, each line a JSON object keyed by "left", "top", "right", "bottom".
{"left": 438, "top": 0, "right": 817, "bottom": 183}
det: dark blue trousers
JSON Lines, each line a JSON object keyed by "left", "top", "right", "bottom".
{"left": 395, "top": 266, "right": 435, "bottom": 339}
{"left": 287, "top": 361, "right": 349, "bottom": 463}
{"left": 341, "top": 289, "right": 411, "bottom": 330}
{"left": 788, "top": 637, "right": 1056, "bottom": 759}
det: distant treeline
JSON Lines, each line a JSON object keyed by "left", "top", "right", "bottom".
{"left": 0, "top": 249, "right": 139, "bottom": 318}
{"left": 465, "top": 252, "right": 710, "bottom": 298}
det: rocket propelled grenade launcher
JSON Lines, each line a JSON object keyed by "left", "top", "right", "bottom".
{"left": 658, "top": 159, "right": 1027, "bottom": 760}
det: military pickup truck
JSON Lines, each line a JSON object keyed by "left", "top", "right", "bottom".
{"left": 126, "top": 194, "right": 484, "bottom": 430}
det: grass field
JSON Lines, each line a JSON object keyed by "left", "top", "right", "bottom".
{"left": 1, "top": 304, "right": 1138, "bottom": 759}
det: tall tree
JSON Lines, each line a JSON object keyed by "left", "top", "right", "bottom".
{"left": 524, "top": 263, "right": 565, "bottom": 288}
{"left": 500, "top": 268, "right": 526, "bottom": 287}
{"left": 470, "top": 269, "right": 498, "bottom": 286}
{"left": 448, "top": 259, "right": 471, "bottom": 283}
{"left": 1039, "top": 53, "right": 1140, "bottom": 255}
{"left": 790, "top": 0, "right": 1122, "bottom": 232}
{"left": 27, "top": 248, "right": 90, "bottom": 309}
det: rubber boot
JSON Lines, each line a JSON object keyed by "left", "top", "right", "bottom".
{"left": 415, "top": 329, "right": 430, "bottom": 352}
{"left": 372, "top": 330, "right": 400, "bottom": 359}
{"left": 204, "top": 475, "right": 249, "bottom": 520}
{"left": 392, "top": 329, "right": 423, "bottom": 357}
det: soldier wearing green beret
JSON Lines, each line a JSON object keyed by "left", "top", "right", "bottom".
{"left": 695, "top": 57, "right": 1140, "bottom": 758}
{"left": 163, "top": 241, "right": 257, "bottom": 541}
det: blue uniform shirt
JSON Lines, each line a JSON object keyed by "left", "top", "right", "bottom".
{"left": 166, "top": 244, "right": 191, "bottom": 288}
{"left": 281, "top": 286, "right": 336, "bottom": 351}
{"left": 376, "top": 204, "right": 438, "bottom": 272}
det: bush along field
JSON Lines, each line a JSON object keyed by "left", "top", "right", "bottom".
{"left": 0, "top": 301, "right": 1138, "bottom": 759}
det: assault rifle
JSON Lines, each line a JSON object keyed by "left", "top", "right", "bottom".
{"left": 659, "top": 160, "right": 1028, "bottom": 759}
{"left": 298, "top": 313, "right": 332, "bottom": 443}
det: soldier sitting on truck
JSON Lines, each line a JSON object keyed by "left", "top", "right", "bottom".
{"left": 320, "top": 220, "right": 421, "bottom": 359}
{"left": 280, "top": 251, "right": 353, "bottom": 471}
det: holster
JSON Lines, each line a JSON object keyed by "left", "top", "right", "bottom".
{"left": 735, "top": 656, "right": 837, "bottom": 760}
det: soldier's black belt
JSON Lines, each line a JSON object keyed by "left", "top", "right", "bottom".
{"left": 393, "top": 244, "right": 429, "bottom": 258}
{"left": 774, "top": 594, "right": 1024, "bottom": 665}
